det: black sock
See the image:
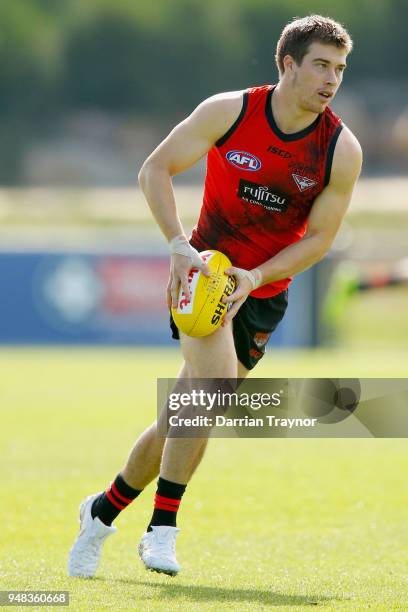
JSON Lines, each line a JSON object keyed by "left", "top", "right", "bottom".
{"left": 147, "top": 477, "right": 186, "bottom": 531}
{"left": 91, "top": 473, "right": 142, "bottom": 526}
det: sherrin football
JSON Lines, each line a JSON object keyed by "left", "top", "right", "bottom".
{"left": 171, "top": 250, "right": 236, "bottom": 337}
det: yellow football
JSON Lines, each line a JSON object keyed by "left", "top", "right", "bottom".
{"left": 171, "top": 250, "right": 236, "bottom": 337}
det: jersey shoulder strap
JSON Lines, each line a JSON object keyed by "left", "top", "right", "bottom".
{"left": 215, "top": 84, "right": 272, "bottom": 147}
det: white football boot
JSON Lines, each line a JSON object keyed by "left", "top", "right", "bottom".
{"left": 68, "top": 493, "right": 117, "bottom": 578}
{"left": 138, "top": 526, "right": 180, "bottom": 576}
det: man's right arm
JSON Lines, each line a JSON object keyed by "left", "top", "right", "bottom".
{"left": 138, "top": 91, "right": 244, "bottom": 305}
{"left": 138, "top": 91, "right": 243, "bottom": 240}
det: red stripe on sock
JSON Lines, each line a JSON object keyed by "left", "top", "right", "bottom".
{"left": 111, "top": 481, "right": 133, "bottom": 505}
{"left": 154, "top": 502, "right": 180, "bottom": 512}
{"left": 106, "top": 489, "right": 126, "bottom": 510}
{"left": 155, "top": 494, "right": 180, "bottom": 509}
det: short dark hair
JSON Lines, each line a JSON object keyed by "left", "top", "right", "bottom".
{"left": 275, "top": 15, "right": 353, "bottom": 76}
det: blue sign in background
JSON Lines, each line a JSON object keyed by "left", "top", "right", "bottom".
{"left": 0, "top": 252, "right": 330, "bottom": 346}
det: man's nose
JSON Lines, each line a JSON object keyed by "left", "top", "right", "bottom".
{"left": 326, "top": 68, "right": 337, "bottom": 85}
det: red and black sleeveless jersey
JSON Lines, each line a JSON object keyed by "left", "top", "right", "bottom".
{"left": 190, "top": 84, "right": 343, "bottom": 298}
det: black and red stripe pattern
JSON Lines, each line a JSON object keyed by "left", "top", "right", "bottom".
{"left": 91, "top": 473, "right": 142, "bottom": 526}
{"left": 105, "top": 480, "right": 135, "bottom": 511}
{"left": 154, "top": 493, "right": 181, "bottom": 513}
{"left": 147, "top": 477, "right": 186, "bottom": 531}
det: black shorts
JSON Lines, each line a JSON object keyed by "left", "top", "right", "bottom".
{"left": 169, "top": 289, "right": 288, "bottom": 370}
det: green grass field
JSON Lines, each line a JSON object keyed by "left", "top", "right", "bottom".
{"left": 1, "top": 348, "right": 408, "bottom": 611}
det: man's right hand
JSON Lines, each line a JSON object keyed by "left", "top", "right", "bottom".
{"left": 168, "top": 236, "right": 211, "bottom": 308}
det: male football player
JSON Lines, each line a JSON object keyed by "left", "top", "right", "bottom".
{"left": 68, "top": 14, "right": 362, "bottom": 577}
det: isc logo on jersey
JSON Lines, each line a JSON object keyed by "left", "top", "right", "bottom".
{"left": 226, "top": 150, "right": 261, "bottom": 171}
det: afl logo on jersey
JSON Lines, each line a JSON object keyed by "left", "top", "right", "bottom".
{"left": 226, "top": 150, "right": 261, "bottom": 171}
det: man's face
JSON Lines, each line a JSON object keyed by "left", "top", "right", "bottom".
{"left": 285, "top": 42, "right": 348, "bottom": 113}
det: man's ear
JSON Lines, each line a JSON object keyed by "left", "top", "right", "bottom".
{"left": 282, "top": 54, "right": 295, "bottom": 73}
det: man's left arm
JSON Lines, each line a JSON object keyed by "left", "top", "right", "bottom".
{"left": 223, "top": 127, "right": 363, "bottom": 323}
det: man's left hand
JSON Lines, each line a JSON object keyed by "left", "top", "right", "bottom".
{"left": 222, "top": 267, "right": 262, "bottom": 325}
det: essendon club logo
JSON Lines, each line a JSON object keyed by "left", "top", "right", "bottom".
{"left": 292, "top": 173, "right": 318, "bottom": 192}
{"left": 226, "top": 150, "right": 261, "bottom": 171}
{"left": 254, "top": 332, "right": 271, "bottom": 348}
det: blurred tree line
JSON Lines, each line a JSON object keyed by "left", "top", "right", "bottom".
{"left": 0, "top": 0, "right": 406, "bottom": 183}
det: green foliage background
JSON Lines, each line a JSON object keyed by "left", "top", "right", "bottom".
{"left": 0, "top": 0, "right": 404, "bottom": 117}
{"left": 0, "top": 0, "right": 405, "bottom": 182}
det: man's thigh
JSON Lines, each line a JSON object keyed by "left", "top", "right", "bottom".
{"left": 237, "top": 360, "right": 250, "bottom": 379}
{"left": 180, "top": 323, "right": 238, "bottom": 378}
